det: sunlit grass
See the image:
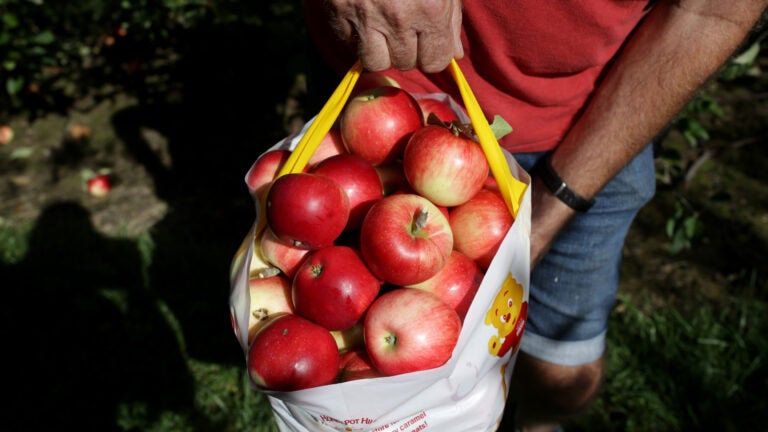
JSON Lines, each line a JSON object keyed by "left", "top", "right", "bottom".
{"left": 569, "top": 292, "right": 767, "bottom": 431}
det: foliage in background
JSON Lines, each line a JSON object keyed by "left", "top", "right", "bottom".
{"left": 0, "top": 0, "right": 303, "bottom": 119}
{"left": 657, "top": 30, "right": 766, "bottom": 255}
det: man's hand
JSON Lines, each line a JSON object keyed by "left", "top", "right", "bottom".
{"left": 322, "top": 0, "right": 464, "bottom": 73}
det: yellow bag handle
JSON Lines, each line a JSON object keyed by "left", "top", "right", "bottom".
{"left": 276, "top": 61, "right": 365, "bottom": 177}
{"left": 259, "top": 59, "right": 528, "bottom": 230}
{"left": 447, "top": 59, "right": 527, "bottom": 218}
{"left": 254, "top": 61, "right": 365, "bottom": 238}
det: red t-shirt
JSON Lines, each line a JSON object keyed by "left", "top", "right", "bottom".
{"left": 306, "top": 1, "right": 652, "bottom": 152}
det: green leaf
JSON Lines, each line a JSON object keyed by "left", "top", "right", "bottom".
{"left": 28, "top": 46, "right": 46, "bottom": 56}
{"left": 732, "top": 40, "right": 760, "bottom": 66}
{"left": 1, "top": 13, "right": 19, "bottom": 29}
{"left": 688, "top": 120, "right": 709, "bottom": 141}
{"left": 10, "top": 147, "right": 33, "bottom": 160}
{"left": 667, "top": 230, "right": 688, "bottom": 255}
{"left": 489, "top": 115, "right": 513, "bottom": 140}
{"left": 31, "top": 30, "right": 55, "bottom": 45}
{"left": 683, "top": 130, "right": 698, "bottom": 146}
{"left": 5, "top": 76, "right": 23, "bottom": 95}
{"left": 665, "top": 218, "right": 676, "bottom": 238}
{"left": 683, "top": 216, "right": 702, "bottom": 239}
{"left": 707, "top": 101, "right": 725, "bottom": 118}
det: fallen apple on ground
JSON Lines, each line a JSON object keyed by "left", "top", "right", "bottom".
{"left": 87, "top": 173, "right": 112, "bottom": 197}
{"left": 0, "top": 125, "right": 14, "bottom": 145}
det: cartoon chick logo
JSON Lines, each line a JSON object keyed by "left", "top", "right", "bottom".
{"left": 485, "top": 273, "right": 527, "bottom": 358}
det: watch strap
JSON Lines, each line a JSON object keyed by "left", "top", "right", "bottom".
{"left": 532, "top": 155, "right": 595, "bottom": 212}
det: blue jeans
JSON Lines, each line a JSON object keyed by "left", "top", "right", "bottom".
{"left": 512, "top": 144, "right": 656, "bottom": 366}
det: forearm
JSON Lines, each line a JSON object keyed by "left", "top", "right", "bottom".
{"left": 531, "top": 0, "right": 767, "bottom": 263}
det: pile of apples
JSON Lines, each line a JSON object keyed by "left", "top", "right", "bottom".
{"left": 243, "top": 73, "right": 514, "bottom": 392}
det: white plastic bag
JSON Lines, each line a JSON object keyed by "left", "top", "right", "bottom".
{"left": 229, "top": 60, "right": 531, "bottom": 432}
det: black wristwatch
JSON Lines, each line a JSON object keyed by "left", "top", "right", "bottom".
{"left": 532, "top": 155, "right": 595, "bottom": 212}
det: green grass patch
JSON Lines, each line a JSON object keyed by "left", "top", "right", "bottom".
{"left": 569, "top": 293, "right": 767, "bottom": 431}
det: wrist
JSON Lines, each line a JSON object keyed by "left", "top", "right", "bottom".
{"left": 531, "top": 154, "right": 595, "bottom": 212}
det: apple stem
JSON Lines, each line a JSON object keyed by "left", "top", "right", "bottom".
{"left": 385, "top": 333, "right": 397, "bottom": 346}
{"left": 449, "top": 121, "right": 474, "bottom": 138}
{"left": 311, "top": 264, "right": 323, "bottom": 277}
{"left": 412, "top": 208, "right": 429, "bottom": 232}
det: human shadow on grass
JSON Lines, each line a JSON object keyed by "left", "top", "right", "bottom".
{"left": 0, "top": 202, "right": 196, "bottom": 431}
{"left": 109, "top": 16, "right": 304, "bottom": 368}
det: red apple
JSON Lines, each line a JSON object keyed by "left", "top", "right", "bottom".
{"left": 292, "top": 245, "right": 381, "bottom": 331}
{"left": 337, "top": 349, "right": 383, "bottom": 382}
{"left": 407, "top": 250, "right": 484, "bottom": 321}
{"left": 417, "top": 97, "right": 460, "bottom": 124}
{"left": 359, "top": 193, "right": 453, "bottom": 286}
{"left": 340, "top": 86, "right": 423, "bottom": 166}
{"left": 245, "top": 149, "right": 292, "bottom": 200}
{"left": 449, "top": 188, "right": 513, "bottom": 269}
{"left": 259, "top": 227, "right": 310, "bottom": 278}
{"left": 403, "top": 123, "right": 489, "bottom": 207}
{"left": 364, "top": 288, "right": 461, "bottom": 376}
{"left": 67, "top": 124, "right": 92, "bottom": 141}
{"left": 247, "top": 274, "right": 295, "bottom": 343}
{"left": 87, "top": 174, "right": 111, "bottom": 197}
{"left": 330, "top": 322, "right": 365, "bottom": 352}
{"left": 375, "top": 162, "right": 413, "bottom": 196}
{"left": 308, "top": 128, "right": 347, "bottom": 168}
{"left": 483, "top": 172, "right": 500, "bottom": 191}
{"left": 248, "top": 313, "right": 339, "bottom": 391}
{"left": 352, "top": 71, "right": 401, "bottom": 96}
{"left": 311, "top": 154, "right": 384, "bottom": 231}
{"left": 265, "top": 172, "right": 350, "bottom": 249}
{"left": 0, "top": 124, "right": 14, "bottom": 145}
{"left": 248, "top": 239, "right": 281, "bottom": 279}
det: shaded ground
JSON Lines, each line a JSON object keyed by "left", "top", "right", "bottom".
{"left": 0, "top": 16, "right": 308, "bottom": 430}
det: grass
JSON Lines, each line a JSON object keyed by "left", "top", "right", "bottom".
{"left": 569, "top": 293, "right": 768, "bottom": 431}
